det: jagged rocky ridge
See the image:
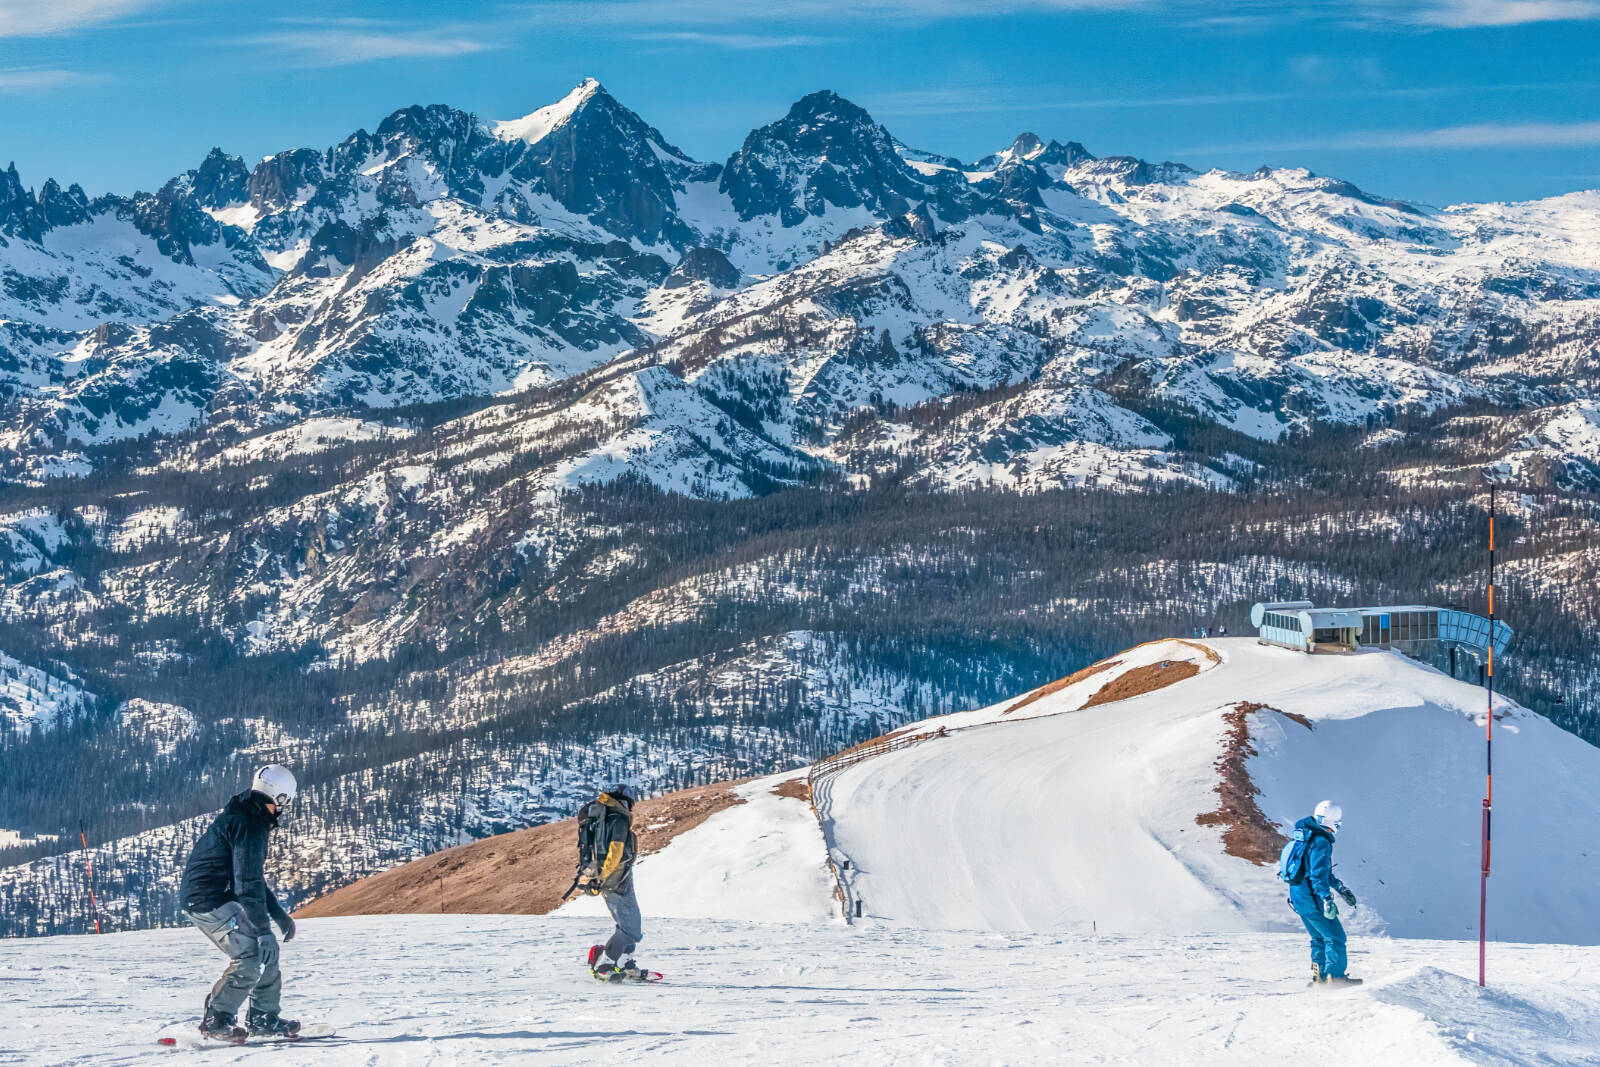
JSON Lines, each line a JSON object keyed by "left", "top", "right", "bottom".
{"left": 2, "top": 78, "right": 1597, "bottom": 490}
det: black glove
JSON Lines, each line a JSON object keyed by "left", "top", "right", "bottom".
{"left": 1339, "top": 888, "right": 1357, "bottom": 909}
{"left": 277, "top": 915, "right": 297, "bottom": 942}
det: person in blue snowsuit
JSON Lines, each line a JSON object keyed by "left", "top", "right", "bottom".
{"left": 1288, "top": 800, "right": 1362, "bottom": 986}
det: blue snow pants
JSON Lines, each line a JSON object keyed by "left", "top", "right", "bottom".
{"left": 1290, "top": 894, "right": 1347, "bottom": 978}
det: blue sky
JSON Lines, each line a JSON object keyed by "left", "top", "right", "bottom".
{"left": 2, "top": 0, "right": 1597, "bottom": 206}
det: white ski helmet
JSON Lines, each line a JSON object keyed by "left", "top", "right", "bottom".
{"left": 252, "top": 764, "right": 298, "bottom": 808}
{"left": 1314, "top": 799, "right": 1343, "bottom": 832}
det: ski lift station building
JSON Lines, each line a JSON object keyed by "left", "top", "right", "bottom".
{"left": 1250, "top": 601, "right": 1512, "bottom": 660}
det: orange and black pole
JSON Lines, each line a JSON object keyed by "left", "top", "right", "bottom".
{"left": 79, "top": 820, "right": 101, "bottom": 935}
{"left": 1479, "top": 483, "right": 1495, "bottom": 987}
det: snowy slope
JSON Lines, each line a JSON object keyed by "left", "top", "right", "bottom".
{"left": 1498, "top": 399, "right": 1600, "bottom": 489}
{"left": 4, "top": 915, "right": 1600, "bottom": 1065}
{"left": 560, "top": 772, "right": 838, "bottom": 925}
{"left": 0, "top": 649, "right": 95, "bottom": 737}
{"left": 821, "top": 638, "right": 1600, "bottom": 943}
{"left": 10, "top": 640, "right": 1600, "bottom": 1063}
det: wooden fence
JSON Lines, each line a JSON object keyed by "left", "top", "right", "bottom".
{"left": 805, "top": 726, "right": 951, "bottom": 922}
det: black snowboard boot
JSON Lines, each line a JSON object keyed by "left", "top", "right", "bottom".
{"left": 199, "top": 998, "right": 246, "bottom": 1043}
{"left": 246, "top": 1007, "right": 301, "bottom": 1038}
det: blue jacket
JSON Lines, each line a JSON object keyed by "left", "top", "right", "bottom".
{"left": 1288, "top": 816, "right": 1347, "bottom": 909}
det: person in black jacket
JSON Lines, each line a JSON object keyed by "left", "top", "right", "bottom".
{"left": 178, "top": 764, "right": 301, "bottom": 1041}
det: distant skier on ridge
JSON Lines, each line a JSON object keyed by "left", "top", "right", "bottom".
{"left": 571, "top": 784, "right": 659, "bottom": 982}
{"left": 1279, "top": 799, "right": 1362, "bottom": 986}
{"left": 177, "top": 765, "right": 303, "bottom": 1042}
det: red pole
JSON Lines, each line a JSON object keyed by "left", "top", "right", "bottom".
{"left": 79, "top": 820, "right": 102, "bottom": 935}
{"left": 1479, "top": 484, "right": 1495, "bottom": 987}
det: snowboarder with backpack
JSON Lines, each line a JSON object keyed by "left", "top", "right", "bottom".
{"left": 177, "top": 765, "right": 302, "bottom": 1042}
{"left": 1278, "top": 799, "right": 1361, "bottom": 986}
{"left": 572, "top": 784, "right": 655, "bottom": 981}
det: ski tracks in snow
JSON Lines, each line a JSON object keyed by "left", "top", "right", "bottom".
{"left": 7, "top": 915, "right": 1600, "bottom": 1065}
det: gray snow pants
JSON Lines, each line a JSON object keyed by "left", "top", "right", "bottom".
{"left": 602, "top": 885, "right": 643, "bottom": 962}
{"left": 184, "top": 901, "right": 281, "bottom": 1017}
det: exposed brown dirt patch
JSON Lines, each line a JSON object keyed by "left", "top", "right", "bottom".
{"left": 1180, "top": 639, "right": 1223, "bottom": 665}
{"left": 1195, "top": 701, "right": 1309, "bottom": 865}
{"left": 296, "top": 780, "right": 750, "bottom": 918}
{"left": 771, "top": 778, "right": 810, "bottom": 801}
{"left": 1082, "top": 660, "right": 1201, "bottom": 708}
{"left": 1003, "top": 639, "right": 1217, "bottom": 716}
{"left": 1003, "top": 658, "right": 1120, "bottom": 715}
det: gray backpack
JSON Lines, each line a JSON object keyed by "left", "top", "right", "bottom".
{"left": 577, "top": 792, "right": 636, "bottom": 891}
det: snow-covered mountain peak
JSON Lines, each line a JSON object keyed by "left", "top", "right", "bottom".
{"left": 492, "top": 77, "right": 606, "bottom": 145}
{"left": 720, "top": 89, "right": 936, "bottom": 227}
{"left": 1007, "top": 131, "right": 1047, "bottom": 161}
{"left": 974, "top": 133, "right": 1095, "bottom": 174}
{"left": 1, "top": 161, "right": 50, "bottom": 239}
{"left": 3, "top": 84, "right": 1599, "bottom": 475}
{"left": 782, "top": 88, "right": 876, "bottom": 132}
{"left": 181, "top": 147, "right": 251, "bottom": 210}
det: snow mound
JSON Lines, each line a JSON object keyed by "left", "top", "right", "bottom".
{"left": 1373, "top": 966, "right": 1600, "bottom": 1066}
{"left": 561, "top": 772, "right": 837, "bottom": 925}
{"left": 890, "top": 636, "right": 1219, "bottom": 734}
{"left": 818, "top": 638, "right": 1600, "bottom": 943}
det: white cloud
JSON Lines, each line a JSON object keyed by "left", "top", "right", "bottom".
{"left": 0, "top": 68, "right": 90, "bottom": 91}
{"left": 869, "top": 86, "right": 1303, "bottom": 117}
{"left": 239, "top": 27, "right": 497, "bottom": 66}
{"left": 867, "top": 79, "right": 1600, "bottom": 118}
{"left": 523, "top": 0, "right": 1154, "bottom": 25}
{"left": 1405, "top": 0, "right": 1600, "bottom": 26}
{"left": 1348, "top": 121, "right": 1600, "bottom": 148}
{"left": 630, "top": 30, "right": 832, "bottom": 48}
{"left": 0, "top": 0, "right": 157, "bottom": 36}
{"left": 6, "top": 0, "right": 1600, "bottom": 44}
{"left": 1181, "top": 120, "right": 1600, "bottom": 156}
{"left": 520, "top": 0, "right": 1600, "bottom": 27}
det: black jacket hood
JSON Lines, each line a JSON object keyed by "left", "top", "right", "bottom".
{"left": 229, "top": 789, "right": 281, "bottom": 827}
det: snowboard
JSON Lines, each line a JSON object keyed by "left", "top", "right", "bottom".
{"left": 158, "top": 1023, "right": 337, "bottom": 1048}
{"left": 591, "top": 966, "right": 664, "bottom": 984}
